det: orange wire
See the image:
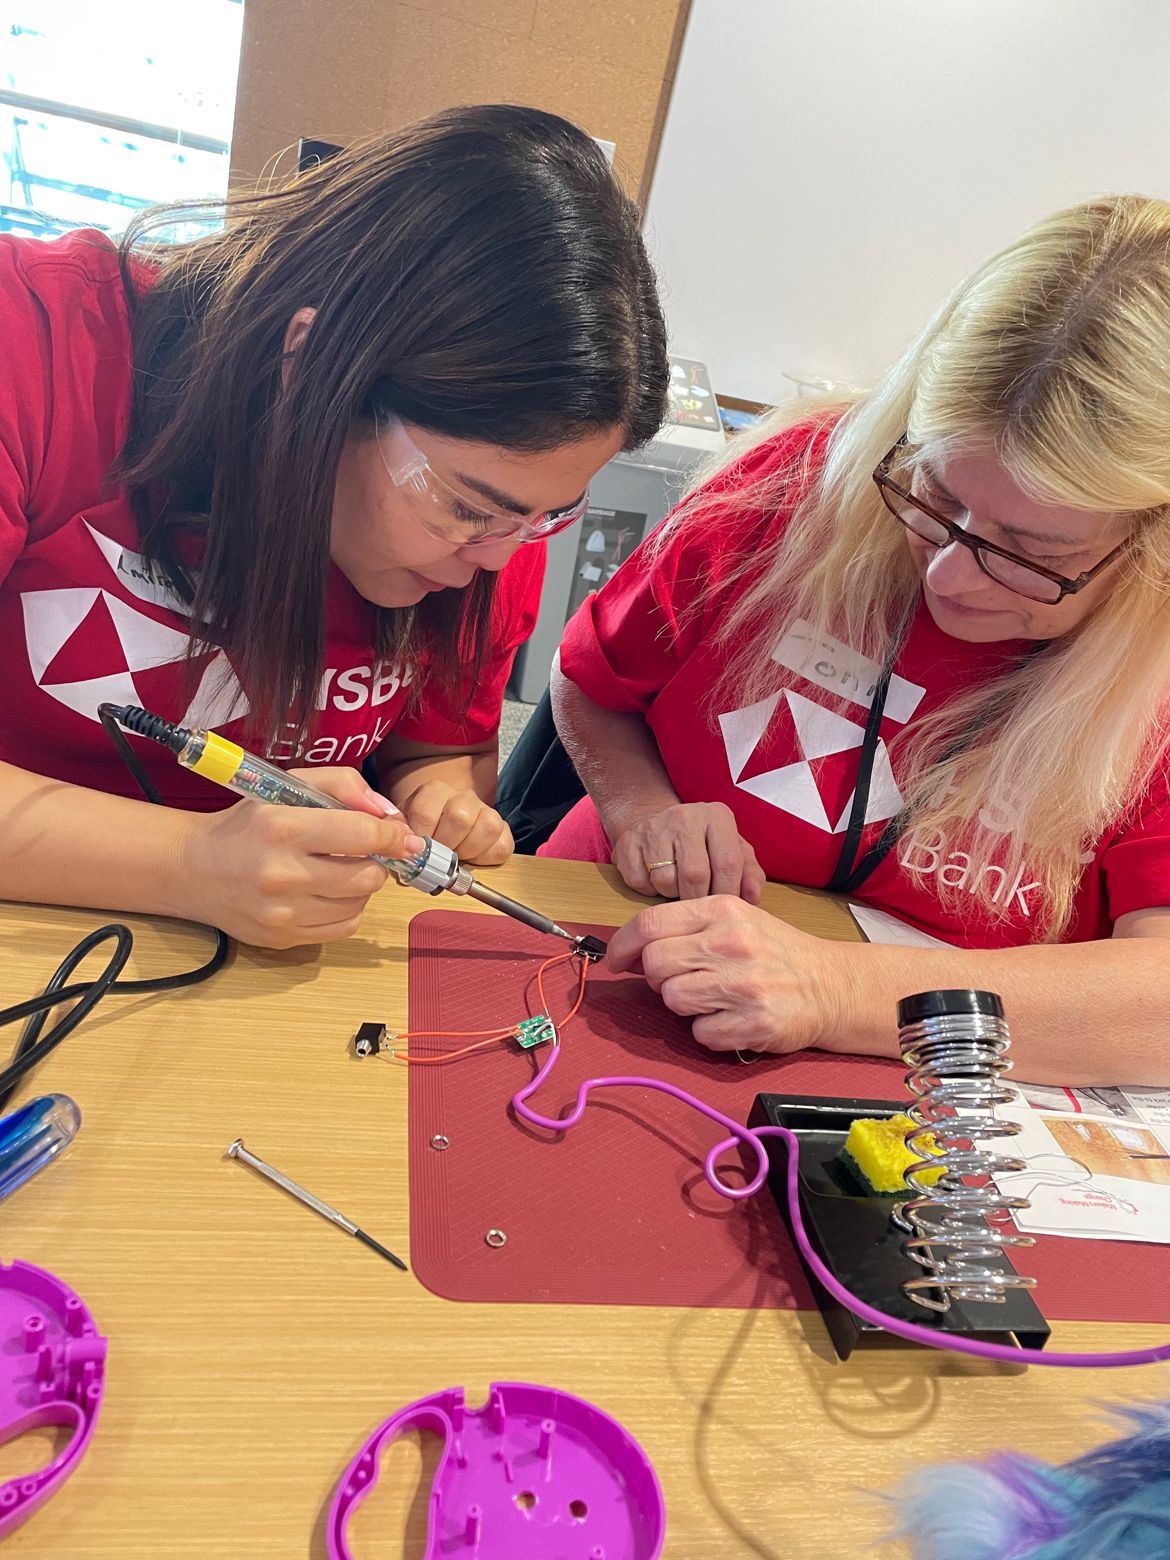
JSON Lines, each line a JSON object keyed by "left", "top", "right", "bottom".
{"left": 381, "top": 1034, "right": 512, "bottom": 1066}
{"left": 392, "top": 1027, "right": 517, "bottom": 1040}
{"left": 388, "top": 947, "right": 591, "bottom": 1065}
{"left": 535, "top": 950, "right": 588, "bottom": 1028}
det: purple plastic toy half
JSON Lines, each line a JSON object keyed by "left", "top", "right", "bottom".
{"left": 0, "top": 1259, "right": 107, "bottom": 1539}
{"left": 327, "top": 1381, "right": 665, "bottom": 1560}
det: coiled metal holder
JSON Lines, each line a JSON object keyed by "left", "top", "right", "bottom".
{"left": 749, "top": 986, "right": 1051, "bottom": 1359}
{"left": 893, "top": 989, "right": 1037, "bottom": 1312}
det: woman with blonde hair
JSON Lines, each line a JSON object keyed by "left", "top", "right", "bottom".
{"left": 547, "top": 195, "right": 1170, "bottom": 1083}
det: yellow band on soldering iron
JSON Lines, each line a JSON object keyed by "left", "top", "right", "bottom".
{"left": 189, "top": 731, "right": 246, "bottom": 786}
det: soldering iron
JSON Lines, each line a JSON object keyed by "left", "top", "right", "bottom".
{"left": 98, "top": 704, "right": 604, "bottom": 958}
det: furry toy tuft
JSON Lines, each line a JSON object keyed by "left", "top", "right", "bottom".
{"left": 886, "top": 1399, "right": 1170, "bottom": 1558}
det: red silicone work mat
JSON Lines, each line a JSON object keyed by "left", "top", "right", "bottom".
{"left": 405, "top": 910, "right": 1170, "bottom": 1322}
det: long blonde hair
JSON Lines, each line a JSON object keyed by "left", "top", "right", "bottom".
{"left": 666, "top": 195, "right": 1170, "bottom": 939}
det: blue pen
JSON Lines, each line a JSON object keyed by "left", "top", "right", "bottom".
{"left": 0, "top": 1095, "right": 81, "bottom": 1203}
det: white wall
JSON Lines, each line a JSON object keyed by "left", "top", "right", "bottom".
{"left": 646, "top": 0, "right": 1170, "bottom": 404}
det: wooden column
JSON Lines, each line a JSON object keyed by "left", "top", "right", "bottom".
{"left": 229, "top": 0, "right": 691, "bottom": 203}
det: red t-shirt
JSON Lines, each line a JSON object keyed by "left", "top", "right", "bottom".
{"left": 0, "top": 231, "right": 544, "bottom": 810}
{"left": 544, "top": 425, "right": 1170, "bottom": 948}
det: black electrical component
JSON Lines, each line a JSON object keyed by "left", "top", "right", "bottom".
{"left": 351, "top": 1022, "right": 387, "bottom": 1058}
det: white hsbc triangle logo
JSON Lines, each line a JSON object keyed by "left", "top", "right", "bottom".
{"left": 717, "top": 621, "right": 926, "bottom": 835}
{"left": 20, "top": 584, "right": 248, "bottom": 727}
{"left": 19, "top": 523, "right": 251, "bottom": 728}
{"left": 718, "top": 688, "right": 904, "bottom": 832}
{"left": 20, "top": 524, "right": 408, "bottom": 750}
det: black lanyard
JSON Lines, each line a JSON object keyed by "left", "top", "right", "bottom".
{"left": 825, "top": 651, "right": 906, "bottom": 896}
{"left": 824, "top": 616, "right": 1047, "bottom": 897}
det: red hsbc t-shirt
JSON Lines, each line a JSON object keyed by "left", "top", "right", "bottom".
{"left": 545, "top": 425, "right": 1170, "bottom": 948}
{"left": 0, "top": 231, "right": 544, "bottom": 810}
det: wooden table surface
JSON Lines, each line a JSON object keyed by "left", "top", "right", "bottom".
{"left": 0, "top": 859, "right": 1163, "bottom": 1558}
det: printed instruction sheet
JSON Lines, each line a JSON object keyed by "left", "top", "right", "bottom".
{"left": 851, "top": 902, "right": 1170, "bottom": 1243}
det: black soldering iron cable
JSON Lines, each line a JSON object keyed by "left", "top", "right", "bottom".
{"left": 0, "top": 709, "right": 232, "bottom": 1109}
{"left": 0, "top": 922, "right": 230, "bottom": 1111}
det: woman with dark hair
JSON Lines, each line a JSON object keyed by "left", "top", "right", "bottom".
{"left": 0, "top": 104, "right": 668, "bottom": 947}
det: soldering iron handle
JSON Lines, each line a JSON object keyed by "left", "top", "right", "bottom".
{"left": 107, "top": 706, "right": 475, "bottom": 898}
{"left": 173, "top": 730, "right": 442, "bottom": 883}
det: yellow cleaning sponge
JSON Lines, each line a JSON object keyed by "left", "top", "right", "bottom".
{"left": 840, "top": 1113, "right": 945, "bottom": 1194}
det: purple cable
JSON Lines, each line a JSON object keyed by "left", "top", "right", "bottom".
{"left": 512, "top": 1042, "right": 1170, "bottom": 1369}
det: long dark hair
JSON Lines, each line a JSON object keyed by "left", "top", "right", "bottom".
{"left": 116, "top": 104, "right": 668, "bottom": 741}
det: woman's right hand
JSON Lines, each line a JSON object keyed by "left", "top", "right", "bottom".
{"left": 610, "top": 801, "right": 766, "bottom": 904}
{"left": 180, "top": 766, "right": 427, "bottom": 947}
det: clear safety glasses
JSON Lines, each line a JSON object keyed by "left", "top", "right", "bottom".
{"left": 376, "top": 414, "right": 591, "bottom": 549}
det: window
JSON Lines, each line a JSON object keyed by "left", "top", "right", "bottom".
{"left": 2, "top": 0, "right": 243, "bottom": 239}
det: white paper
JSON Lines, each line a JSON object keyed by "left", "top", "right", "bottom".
{"left": 848, "top": 903, "right": 955, "bottom": 949}
{"left": 849, "top": 905, "right": 1170, "bottom": 1243}
{"left": 992, "top": 1082, "right": 1170, "bottom": 1244}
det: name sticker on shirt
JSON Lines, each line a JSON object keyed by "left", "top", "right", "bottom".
{"left": 771, "top": 619, "right": 925, "bottom": 726}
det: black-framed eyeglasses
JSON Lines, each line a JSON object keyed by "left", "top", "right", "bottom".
{"left": 873, "top": 436, "right": 1133, "bottom": 605}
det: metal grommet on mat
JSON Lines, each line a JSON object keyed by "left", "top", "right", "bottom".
{"left": 484, "top": 1229, "right": 507, "bottom": 1249}
{"left": 429, "top": 1134, "right": 450, "bottom": 1151}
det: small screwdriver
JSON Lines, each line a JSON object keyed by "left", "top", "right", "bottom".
{"left": 227, "top": 1138, "right": 407, "bottom": 1270}
{"left": 102, "top": 705, "right": 598, "bottom": 953}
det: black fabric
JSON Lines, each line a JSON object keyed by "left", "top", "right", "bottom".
{"left": 496, "top": 689, "right": 586, "bottom": 853}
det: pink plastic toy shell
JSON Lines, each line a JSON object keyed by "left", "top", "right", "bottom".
{"left": 0, "top": 1259, "right": 107, "bottom": 1539}
{"left": 327, "top": 1381, "right": 665, "bottom": 1560}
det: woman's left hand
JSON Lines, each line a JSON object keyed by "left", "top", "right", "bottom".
{"left": 606, "top": 895, "right": 844, "bottom": 1054}
{"left": 395, "top": 782, "right": 514, "bottom": 865}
